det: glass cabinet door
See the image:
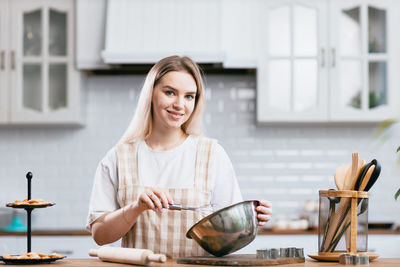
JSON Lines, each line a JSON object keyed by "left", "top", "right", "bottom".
{"left": 23, "top": 63, "right": 42, "bottom": 112}
{"left": 330, "top": 1, "right": 393, "bottom": 121}
{"left": 22, "top": 9, "right": 43, "bottom": 112}
{"left": 48, "top": 8, "right": 67, "bottom": 111}
{"left": 257, "top": 0, "right": 327, "bottom": 122}
{"left": 10, "top": 0, "right": 77, "bottom": 123}
{"left": 338, "top": 6, "right": 362, "bottom": 110}
{"left": 368, "top": 6, "right": 387, "bottom": 109}
{"left": 20, "top": 7, "right": 68, "bottom": 113}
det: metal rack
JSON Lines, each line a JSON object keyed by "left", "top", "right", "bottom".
{"left": 5, "top": 172, "right": 54, "bottom": 253}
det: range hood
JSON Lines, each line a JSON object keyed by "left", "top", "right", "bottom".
{"left": 102, "top": 0, "right": 225, "bottom": 64}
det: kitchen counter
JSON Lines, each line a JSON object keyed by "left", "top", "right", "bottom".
{"left": 1, "top": 258, "right": 400, "bottom": 266}
{"left": 1, "top": 229, "right": 399, "bottom": 236}
{"left": 258, "top": 228, "right": 400, "bottom": 235}
{"left": 0, "top": 230, "right": 90, "bottom": 236}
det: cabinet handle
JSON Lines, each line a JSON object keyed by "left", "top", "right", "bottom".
{"left": 10, "top": 50, "right": 15, "bottom": 70}
{"left": 331, "top": 48, "right": 336, "bottom": 67}
{"left": 320, "top": 48, "right": 325, "bottom": 68}
{"left": 0, "top": 51, "right": 4, "bottom": 70}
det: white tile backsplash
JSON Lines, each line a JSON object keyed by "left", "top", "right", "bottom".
{"left": 0, "top": 73, "right": 399, "bottom": 231}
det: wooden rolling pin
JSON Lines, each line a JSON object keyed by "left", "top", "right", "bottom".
{"left": 89, "top": 247, "right": 166, "bottom": 266}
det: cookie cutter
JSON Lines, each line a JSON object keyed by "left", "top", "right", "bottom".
{"left": 339, "top": 254, "right": 369, "bottom": 266}
{"left": 256, "top": 247, "right": 304, "bottom": 259}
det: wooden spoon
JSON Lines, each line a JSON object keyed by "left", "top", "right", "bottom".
{"left": 364, "top": 160, "right": 381, "bottom": 192}
{"left": 334, "top": 155, "right": 366, "bottom": 191}
{"left": 334, "top": 165, "right": 349, "bottom": 190}
{"left": 359, "top": 165, "right": 376, "bottom": 191}
{"left": 343, "top": 154, "right": 365, "bottom": 190}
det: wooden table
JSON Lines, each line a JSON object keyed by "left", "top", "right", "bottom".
{"left": 1, "top": 258, "right": 400, "bottom": 266}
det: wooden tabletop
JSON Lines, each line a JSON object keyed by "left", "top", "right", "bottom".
{"left": 2, "top": 258, "right": 400, "bottom": 266}
{"left": 1, "top": 229, "right": 399, "bottom": 236}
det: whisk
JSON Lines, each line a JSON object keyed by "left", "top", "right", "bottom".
{"left": 168, "top": 203, "right": 216, "bottom": 216}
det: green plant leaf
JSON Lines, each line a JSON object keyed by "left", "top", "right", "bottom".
{"left": 397, "top": 146, "right": 400, "bottom": 153}
{"left": 395, "top": 189, "right": 400, "bottom": 201}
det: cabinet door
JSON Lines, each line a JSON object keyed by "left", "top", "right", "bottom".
{"left": 0, "top": 0, "right": 8, "bottom": 123}
{"left": 32, "top": 236, "right": 100, "bottom": 258}
{"left": 0, "top": 237, "right": 21, "bottom": 255}
{"left": 257, "top": 0, "right": 328, "bottom": 122}
{"left": 329, "top": 0, "right": 400, "bottom": 121}
{"left": 76, "top": 0, "right": 108, "bottom": 70}
{"left": 221, "top": 0, "right": 260, "bottom": 68}
{"left": 9, "top": 0, "right": 80, "bottom": 124}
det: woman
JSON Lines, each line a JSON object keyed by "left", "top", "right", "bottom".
{"left": 86, "top": 56, "right": 272, "bottom": 258}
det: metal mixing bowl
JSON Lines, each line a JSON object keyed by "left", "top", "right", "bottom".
{"left": 186, "top": 200, "right": 259, "bottom": 257}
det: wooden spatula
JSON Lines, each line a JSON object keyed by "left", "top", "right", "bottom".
{"left": 334, "top": 165, "right": 349, "bottom": 190}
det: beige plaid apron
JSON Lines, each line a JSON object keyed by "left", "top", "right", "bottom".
{"left": 117, "top": 137, "right": 215, "bottom": 258}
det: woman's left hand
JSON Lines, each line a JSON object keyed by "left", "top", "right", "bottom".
{"left": 256, "top": 200, "right": 272, "bottom": 226}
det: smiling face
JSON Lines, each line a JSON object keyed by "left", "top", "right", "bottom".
{"left": 151, "top": 71, "right": 198, "bottom": 131}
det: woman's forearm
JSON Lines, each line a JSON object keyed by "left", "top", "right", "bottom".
{"left": 91, "top": 202, "right": 145, "bottom": 245}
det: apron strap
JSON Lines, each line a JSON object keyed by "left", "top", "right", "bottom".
{"left": 194, "top": 137, "right": 215, "bottom": 192}
{"left": 117, "top": 142, "right": 139, "bottom": 206}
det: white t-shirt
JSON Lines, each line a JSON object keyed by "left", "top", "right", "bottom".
{"left": 86, "top": 135, "right": 243, "bottom": 231}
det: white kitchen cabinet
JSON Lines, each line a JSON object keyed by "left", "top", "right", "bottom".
{"left": 368, "top": 234, "right": 400, "bottom": 257}
{"left": 221, "top": 0, "right": 261, "bottom": 68}
{"left": 0, "top": 0, "right": 9, "bottom": 123}
{"left": 0, "top": 236, "right": 121, "bottom": 258}
{"left": 76, "top": 0, "right": 108, "bottom": 70}
{"left": 0, "top": 0, "right": 80, "bottom": 125}
{"left": 329, "top": 0, "right": 400, "bottom": 121}
{"left": 32, "top": 236, "right": 100, "bottom": 258}
{"left": 258, "top": 0, "right": 328, "bottom": 122}
{"left": 77, "top": 0, "right": 265, "bottom": 68}
{"left": 0, "top": 237, "right": 20, "bottom": 255}
{"left": 102, "top": 0, "right": 224, "bottom": 64}
{"left": 0, "top": 236, "right": 98, "bottom": 258}
{"left": 257, "top": 0, "right": 400, "bottom": 123}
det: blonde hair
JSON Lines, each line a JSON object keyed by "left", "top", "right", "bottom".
{"left": 118, "top": 56, "right": 206, "bottom": 144}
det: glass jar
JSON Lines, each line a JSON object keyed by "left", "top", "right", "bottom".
{"left": 318, "top": 190, "right": 369, "bottom": 256}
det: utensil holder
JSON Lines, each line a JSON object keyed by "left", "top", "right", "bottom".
{"left": 318, "top": 190, "right": 369, "bottom": 257}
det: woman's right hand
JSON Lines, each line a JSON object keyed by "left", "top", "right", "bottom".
{"left": 136, "top": 187, "right": 174, "bottom": 212}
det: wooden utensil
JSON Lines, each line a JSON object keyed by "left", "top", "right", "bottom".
{"left": 329, "top": 165, "right": 375, "bottom": 252}
{"left": 320, "top": 194, "right": 340, "bottom": 247}
{"left": 343, "top": 160, "right": 369, "bottom": 249}
{"left": 334, "top": 165, "right": 349, "bottom": 190}
{"left": 89, "top": 247, "right": 166, "bottom": 266}
{"left": 333, "top": 197, "right": 370, "bottom": 252}
{"left": 359, "top": 165, "right": 376, "bottom": 191}
{"left": 347, "top": 157, "right": 366, "bottom": 190}
{"left": 353, "top": 162, "right": 374, "bottom": 190}
{"left": 321, "top": 153, "right": 362, "bottom": 251}
{"left": 363, "top": 160, "right": 381, "bottom": 192}
{"left": 328, "top": 159, "right": 380, "bottom": 252}
{"left": 335, "top": 158, "right": 365, "bottom": 190}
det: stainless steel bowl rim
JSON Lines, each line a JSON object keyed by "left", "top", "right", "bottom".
{"left": 186, "top": 199, "right": 259, "bottom": 239}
